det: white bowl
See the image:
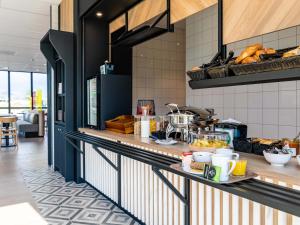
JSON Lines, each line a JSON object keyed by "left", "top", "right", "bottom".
{"left": 192, "top": 152, "right": 213, "bottom": 163}
{"left": 263, "top": 151, "right": 292, "bottom": 167}
{"left": 297, "top": 155, "right": 300, "bottom": 166}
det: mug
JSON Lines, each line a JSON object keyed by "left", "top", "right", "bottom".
{"left": 212, "top": 154, "right": 236, "bottom": 182}
{"left": 215, "top": 148, "right": 239, "bottom": 160}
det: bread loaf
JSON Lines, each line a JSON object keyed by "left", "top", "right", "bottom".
{"left": 265, "top": 48, "right": 276, "bottom": 54}
{"left": 255, "top": 49, "right": 266, "bottom": 58}
{"left": 241, "top": 56, "right": 257, "bottom": 64}
{"left": 235, "top": 43, "right": 263, "bottom": 64}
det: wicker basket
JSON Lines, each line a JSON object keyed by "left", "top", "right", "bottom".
{"left": 230, "top": 55, "right": 300, "bottom": 76}
{"left": 186, "top": 68, "right": 208, "bottom": 81}
{"left": 207, "top": 65, "right": 229, "bottom": 79}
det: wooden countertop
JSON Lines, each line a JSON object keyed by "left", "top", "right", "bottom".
{"left": 79, "top": 128, "right": 300, "bottom": 186}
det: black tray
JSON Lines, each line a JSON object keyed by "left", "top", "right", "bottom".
{"left": 170, "top": 163, "right": 257, "bottom": 184}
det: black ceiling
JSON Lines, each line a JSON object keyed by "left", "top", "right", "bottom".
{"left": 84, "top": 0, "right": 143, "bottom": 21}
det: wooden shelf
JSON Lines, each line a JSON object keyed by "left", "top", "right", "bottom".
{"left": 189, "top": 67, "right": 300, "bottom": 89}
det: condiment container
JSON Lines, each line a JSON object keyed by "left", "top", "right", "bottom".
{"left": 134, "top": 115, "right": 141, "bottom": 135}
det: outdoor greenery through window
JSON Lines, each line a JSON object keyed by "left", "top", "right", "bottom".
{"left": 0, "top": 70, "right": 47, "bottom": 115}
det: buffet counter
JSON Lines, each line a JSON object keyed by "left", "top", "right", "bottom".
{"left": 74, "top": 128, "right": 300, "bottom": 225}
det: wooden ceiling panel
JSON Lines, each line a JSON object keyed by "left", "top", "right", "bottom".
{"left": 223, "top": 0, "right": 300, "bottom": 44}
{"left": 171, "top": 0, "right": 217, "bottom": 24}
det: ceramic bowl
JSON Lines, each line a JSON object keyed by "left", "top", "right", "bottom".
{"left": 263, "top": 151, "right": 292, "bottom": 167}
{"left": 192, "top": 152, "right": 213, "bottom": 163}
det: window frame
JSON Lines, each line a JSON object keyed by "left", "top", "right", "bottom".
{"left": 0, "top": 70, "right": 48, "bottom": 113}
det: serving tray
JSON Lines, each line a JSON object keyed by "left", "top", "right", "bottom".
{"left": 170, "top": 163, "right": 257, "bottom": 184}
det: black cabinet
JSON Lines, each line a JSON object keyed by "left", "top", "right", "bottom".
{"left": 54, "top": 125, "right": 66, "bottom": 175}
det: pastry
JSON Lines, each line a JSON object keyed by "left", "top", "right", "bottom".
{"left": 265, "top": 48, "right": 276, "bottom": 54}
{"left": 283, "top": 52, "right": 296, "bottom": 58}
{"left": 190, "top": 161, "right": 206, "bottom": 171}
{"left": 255, "top": 49, "right": 266, "bottom": 58}
{"left": 241, "top": 56, "right": 257, "bottom": 64}
{"left": 235, "top": 43, "right": 263, "bottom": 64}
{"left": 192, "top": 66, "right": 200, "bottom": 71}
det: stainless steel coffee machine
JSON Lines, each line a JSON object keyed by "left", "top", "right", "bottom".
{"left": 165, "top": 103, "right": 217, "bottom": 142}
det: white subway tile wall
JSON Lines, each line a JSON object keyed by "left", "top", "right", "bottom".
{"left": 132, "top": 28, "right": 186, "bottom": 115}
{"left": 186, "top": 5, "right": 300, "bottom": 138}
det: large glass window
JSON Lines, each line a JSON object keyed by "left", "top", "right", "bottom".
{"left": 0, "top": 71, "right": 47, "bottom": 114}
{"left": 33, "top": 73, "right": 47, "bottom": 108}
{"left": 10, "top": 72, "right": 31, "bottom": 108}
{"left": 0, "top": 71, "right": 9, "bottom": 114}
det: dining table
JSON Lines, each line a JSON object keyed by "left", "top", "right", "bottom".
{"left": 0, "top": 114, "right": 18, "bottom": 148}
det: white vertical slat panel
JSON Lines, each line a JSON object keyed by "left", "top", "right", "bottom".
{"left": 214, "top": 188, "right": 221, "bottom": 225}
{"left": 149, "top": 163, "right": 154, "bottom": 225}
{"left": 191, "top": 180, "right": 197, "bottom": 225}
{"left": 223, "top": 191, "right": 229, "bottom": 225}
{"left": 206, "top": 186, "right": 213, "bottom": 225}
{"left": 163, "top": 171, "right": 169, "bottom": 225}
{"left": 153, "top": 169, "right": 159, "bottom": 225}
{"left": 84, "top": 144, "right": 118, "bottom": 203}
{"left": 278, "top": 181, "right": 287, "bottom": 225}
{"left": 158, "top": 172, "right": 163, "bottom": 225}
{"left": 232, "top": 195, "right": 239, "bottom": 225}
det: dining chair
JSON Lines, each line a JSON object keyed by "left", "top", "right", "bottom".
{"left": 0, "top": 117, "right": 18, "bottom": 150}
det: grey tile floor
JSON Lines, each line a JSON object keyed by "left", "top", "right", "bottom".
{"left": 22, "top": 168, "right": 141, "bottom": 225}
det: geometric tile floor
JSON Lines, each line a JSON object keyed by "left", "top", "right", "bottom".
{"left": 22, "top": 168, "right": 141, "bottom": 225}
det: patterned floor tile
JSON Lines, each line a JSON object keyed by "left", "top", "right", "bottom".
{"left": 102, "top": 212, "right": 134, "bottom": 225}
{"left": 62, "top": 197, "right": 94, "bottom": 208}
{"left": 66, "top": 182, "right": 88, "bottom": 189}
{"left": 47, "top": 178, "right": 68, "bottom": 187}
{"left": 87, "top": 199, "right": 114, "bottom": 210}
{"left": 48, "top": 207, "right": 81, "bottom": 220}
{"left": 46, "top": 218, "right": 71, "bottom": 225}
{"left": 31, "top": 192, "right": 48, "bottom": 202}
{"left": 72, "top": 209, "right": 110, "bottom": 224}
{"left": 22, "top": 168, "right": 141, "bottom": 225}
{"left": 30, "top": 177, "right": 53, "bottom": 185}
{"left": 39, "top": 195, "right": 70, "bottom": 205}
{"left": 35, "top": 185, "right": 60, "bottom": 194}
{"left": 53, "top": 187, "right": 83, "bottom": 197}
{"left": 37, "top": 204, "right": 59, "bottom": 216}
{"left": 76, "top": 189, "right": 99, "bottom": 198}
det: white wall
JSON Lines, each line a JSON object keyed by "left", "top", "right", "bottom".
{"left": 186, "top": 5, "right": 300, "bottom": 139}
{"left": 132, "top": 28, "right": 186, "bottom": 115}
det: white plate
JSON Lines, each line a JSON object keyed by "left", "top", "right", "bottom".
{"left": 155, "top": 139, "right": 178, "bottom": 145}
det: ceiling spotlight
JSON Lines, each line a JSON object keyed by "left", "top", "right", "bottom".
{"left": 96, "top": 12, "right": 103, "bottom": 17}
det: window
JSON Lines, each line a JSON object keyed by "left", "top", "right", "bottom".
{"left": 0, "top": 71, "right": 47, "bottom": 114}
{"left": 0, "top": 71, "right": 9, "bottom": 114}
{"left": 10, "top": 72, "right": 31, "bottom": 109}
{"left": 33, "top": 73, "right": 47, "bottom": 108}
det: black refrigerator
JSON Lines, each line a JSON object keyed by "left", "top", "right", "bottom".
{"left": 86, "top": 74, "right": 132, "bottom": 129}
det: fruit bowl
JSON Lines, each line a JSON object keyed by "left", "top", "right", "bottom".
{"left": 263, "top": 150, "right": 292, "bottom": 167}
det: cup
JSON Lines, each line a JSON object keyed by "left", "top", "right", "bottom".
{"left": 215, "top": 148, "right": 239, "bottom": 160}
{"left": 232, "top": 160, "right": 247, "bottom": 176}
{"left": 211, "top": 154, "right": 236, "bottom": 182}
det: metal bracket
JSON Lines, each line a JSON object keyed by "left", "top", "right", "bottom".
{"left": 65, "top": 136, "right": 83, "bottom": 154}
{"left": 152, "top": 166, "right": 187, "bottom": 204}
{"left": 92, "top": 145, "right": 118, "bottom": 171}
